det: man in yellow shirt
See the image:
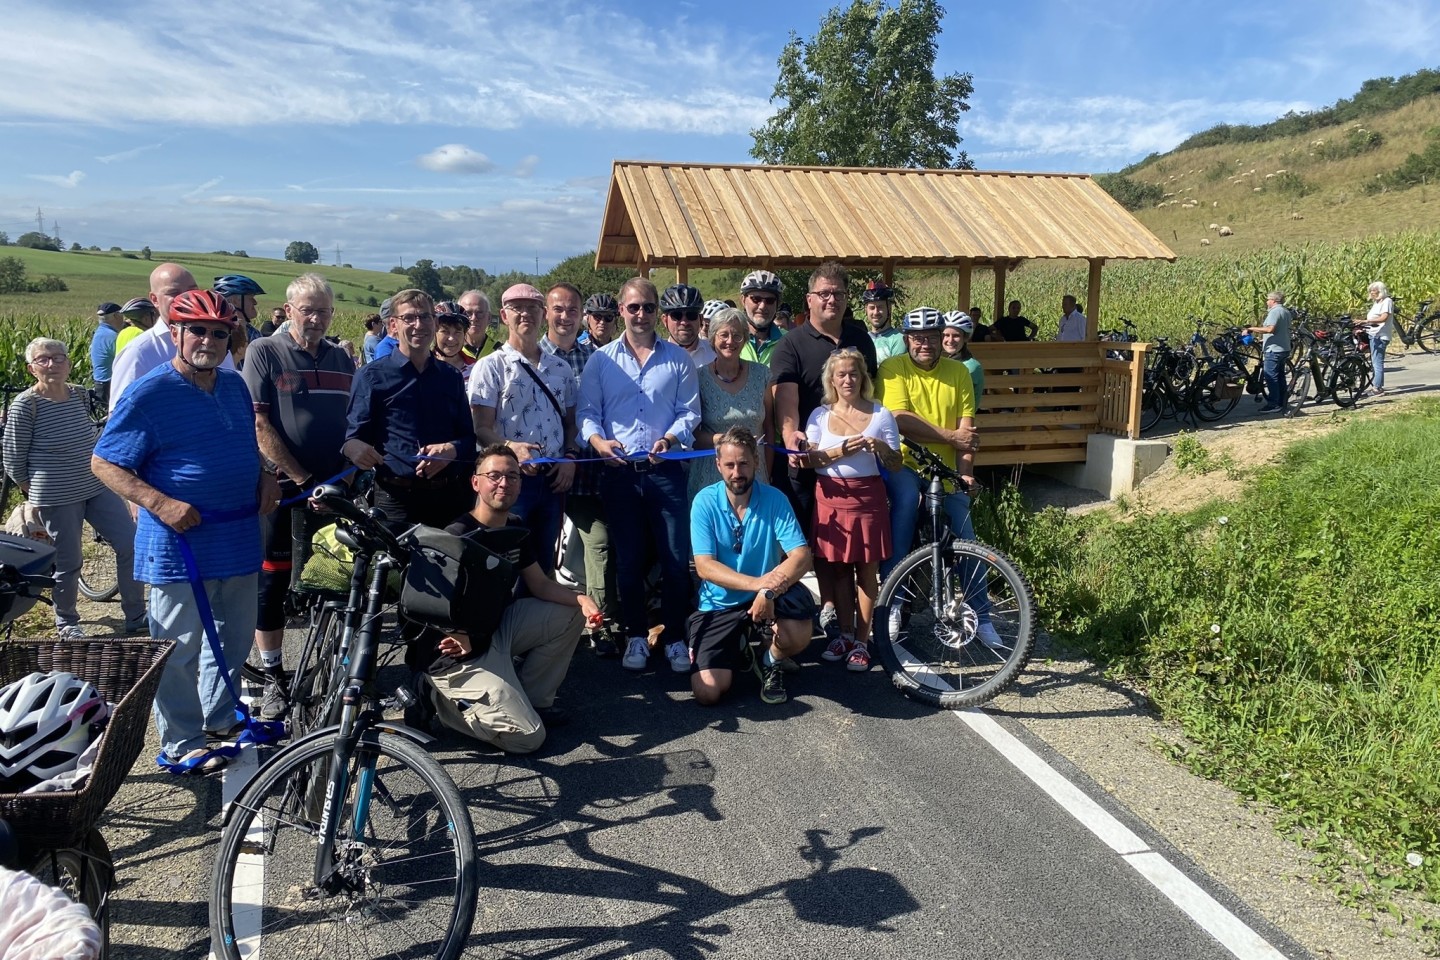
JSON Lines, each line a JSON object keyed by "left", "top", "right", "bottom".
{"left": 113, "top": 297, "right": 158, "bottom": 355}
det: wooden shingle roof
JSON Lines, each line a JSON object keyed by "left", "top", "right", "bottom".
{"left": 596, "top": 161, "right": 1175, "bottom": 270}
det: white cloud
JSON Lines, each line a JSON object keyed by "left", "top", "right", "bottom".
{"left": 0, "top": 0, "right": 773, "bottom": 135}
{"left": 96, "top": 141, "right": 164, "bottom": 164}
{"left": 514, "top": 155, "right": 540, "bottom": 178}
{"left": 417, "top": 145, "right": 496, "bottom": 175}
{"left": 183, "top": 176, "right": 223, "bottom": 199}
{"left": 28, "top": 170, "right": 85, "bottom": 188}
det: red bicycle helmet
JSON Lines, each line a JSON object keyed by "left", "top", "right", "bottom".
{"left": 168, "top": 289, "right": 238, "bottom": 326}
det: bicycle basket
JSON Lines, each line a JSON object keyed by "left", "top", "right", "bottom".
{"left": 0, "top": 639, "right": 173, "bottom": 849}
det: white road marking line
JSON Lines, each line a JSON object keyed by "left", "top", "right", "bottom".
{"left": 212, "top": 694, "right": 264, "bottom": 959}
{"left": 957, "top": 709, "right": 1291, "bottom": 960}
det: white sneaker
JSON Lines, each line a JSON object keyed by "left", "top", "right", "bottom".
{"left": 666, "top": 640, "right": 691, "bottom": 673}
{"left": 975, "top": 621, "right": 1006, "bottom": 651}
{"left": 622, "top": 636, "right": 651, "bottom": 671}
{"left": 57, "top": 624, "right": 87, "bottom": 641}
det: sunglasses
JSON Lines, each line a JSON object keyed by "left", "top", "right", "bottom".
{"left": 588, "top": 314, "right": 617, "bottom": 323}
{"left": 731, "top": 522, "right": 745, "bottom": 553}
{"left": 623, "top": 303, "right": 658, "bottom": 315}
{"left": 179, "top": 324, "right": 232, "bottom": 340}
{"left": 667, "top": 310, "right": 701, "bottom": 322}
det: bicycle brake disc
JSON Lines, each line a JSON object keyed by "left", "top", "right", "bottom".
{"left": 937, "top": 597, "right": 979, "bottom": 649}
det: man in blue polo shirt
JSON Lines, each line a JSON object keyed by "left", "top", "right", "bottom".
{"left": 689, "top": 426, "right": 814, "bottom": 705}
{"left": 92, "top": 289, "right": 278, "bottom": 774}
{"left": 343, "top": 288, "right": 474, "bottom": 528}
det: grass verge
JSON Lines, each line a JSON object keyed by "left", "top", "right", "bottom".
{"left": 974, "top": 398, "right": 1440, "bottom": 934}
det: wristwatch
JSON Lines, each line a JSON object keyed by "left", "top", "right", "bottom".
{"left": 762, "top": 588, "right": 777, "bottom": 601}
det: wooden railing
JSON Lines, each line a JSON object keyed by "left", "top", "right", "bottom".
{"left": 966, "top": 341, "right": 1148, "bottom": 467}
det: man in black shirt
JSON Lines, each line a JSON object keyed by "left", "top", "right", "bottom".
{"left": 994, "top": 299, "right": 1038, "bottom": 342}
{"left": 342, "top": 288, "right": 475, "bottom": 528}
{"left": 412, "top": 444, "right": 599, "bottom": 753}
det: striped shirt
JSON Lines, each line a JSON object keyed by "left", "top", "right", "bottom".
{"left": 2, "top": 386, "right": 105, "bottom": 506}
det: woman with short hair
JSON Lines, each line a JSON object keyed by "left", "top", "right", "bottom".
{"left": 2, "top": 338, "right": 145, "bottom": 639}
{"left": 690, "top": 307, "right": 773, "bottom": 499}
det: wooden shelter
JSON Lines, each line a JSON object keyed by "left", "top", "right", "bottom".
{"left": 594, "top": 160, "right": 1175, "bottom": 464}
{"left": 594, "top": 160, "right": 1174, "bottom": 333}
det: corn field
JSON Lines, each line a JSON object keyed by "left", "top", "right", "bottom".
{"left": 900, "top": 228, "right": 1440, "bottom": 340}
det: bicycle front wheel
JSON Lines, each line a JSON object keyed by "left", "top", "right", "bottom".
{"left": 1415, "top": 317, "right": 1440, "bottom": 354}
{"left": 873, "top": 541, "right": 1036, "bottom": 709}
{"left": 76, "top": 524, "right": 119, "bottom": 602}
{"left": 1329, "top": 355, "right": 1370, "bottom": 408}
{"left": 1193, "top": 367, "right": 1239, "bottom": 422}
{"left": 210, "top": 731, "right": 478, "bottom": 960}
{"left": 27, "top": 829, "right": 113, "bottom": 948}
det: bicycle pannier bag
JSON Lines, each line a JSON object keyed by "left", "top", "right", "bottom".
{"left": 399, "top": 524, "right": 514, "bottom": 643}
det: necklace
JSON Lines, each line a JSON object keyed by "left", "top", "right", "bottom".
{"left": 713, "top": 362, "right": 743, "bottom": 384}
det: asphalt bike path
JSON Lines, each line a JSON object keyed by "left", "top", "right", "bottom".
{"left": 156, "top": 641, "right": 1310, "bottom": 960}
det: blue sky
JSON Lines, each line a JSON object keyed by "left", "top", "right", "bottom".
{"left": 2, "top": 0, "right": 1437, "bottom": 273}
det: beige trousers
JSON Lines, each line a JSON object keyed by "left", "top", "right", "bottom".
{"left": 422, "top": 598, "right": 583, "bottom": 754}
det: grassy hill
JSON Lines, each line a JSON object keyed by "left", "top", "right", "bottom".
{"left": 1115, "top": 82, "right": 1440, "bottom": 256}
{"left": 0, "top": 247, "right": 402, "bottom": 321}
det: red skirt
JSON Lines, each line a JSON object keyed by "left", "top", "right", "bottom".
{"left": 812, "top": 474, "right": 891, "bottom": 564}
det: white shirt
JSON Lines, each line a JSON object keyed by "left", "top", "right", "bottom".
{"left": 468, "top": 343, "right": 576, "bottom": 458}
{"left": 683, "top": 339, "right": 718, "bottom": 368}
{"left": 1365, "top": 297, "right": 1394, "bottom": 341}
{"left": 109, "top": 322, "right": 236, "bottom": 411}
{"left": 1056, "top": 309, "right": 1088, "bottom": 342}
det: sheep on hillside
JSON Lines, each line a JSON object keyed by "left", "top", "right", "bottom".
{"left": 1208, "top": 223, "right": 1219, "bottom": 231}
{"left": 1290, "top": 213, "right": 1304, "bottom": 221}
{"left": 1218, "top": 226, "right": 1234, "bottom": 237}
{"left": 1200, "top": 238, "right": 1212, "bottom": 246}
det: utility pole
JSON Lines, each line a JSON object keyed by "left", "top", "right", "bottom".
{"left": 34, "top": 207, "right": 44, "bottom": 235}
{"left": 52, "top": 221, "right": 61, "bottom": 249}
{"left": 334, "top": 243, "right": 342, "bottom": 266}
{"left": 534, "top": 252, "right": 539, "bottom": 274}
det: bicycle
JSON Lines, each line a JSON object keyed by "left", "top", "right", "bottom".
{"left": 2, "top": 532, "right": 175, "bottom": 954}
{"left": 1392, "top": 297, "right": 1439, "bottom": 352}
{"left": 1287, "top": 317, "right": 1371, "bottom": 415}
{"left": 1097, "top": 316, "right": 1138, "bottom": 360}
{"left": 871, "top": 440, "right": 1036, "bottom": 709}
{"left": 209, "top": 484, "right": 478, "bottom": 960}
{"left": 1139, "top": 337, "right": 1202, "bottom": 432}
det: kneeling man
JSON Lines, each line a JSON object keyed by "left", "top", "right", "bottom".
{"left": 414, "top": 443, "right": 599, "bottom": 753}
{"left": 689, "top": 427, "right": 814, "bottom": 705}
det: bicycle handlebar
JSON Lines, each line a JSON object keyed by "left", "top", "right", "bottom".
{"left": 899, "top": 437, "right": 970, "bottom": 491}
{"left": 309, "top": 484, "right": 406, "bottom": 558}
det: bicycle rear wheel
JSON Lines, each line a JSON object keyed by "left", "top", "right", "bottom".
{"left": 210, "top": 731, "right": 478, "bottom": 960}
{"left": 873, "top": 541, "right": 1036, "bottom": 709}
{"left": 1415, "top": 317, "right": 1440, "bottom": 354}
{"left": 76, "top": 524, "right": 119, "bottom": 602}
{"left": 1193, "top": 367, "right": 1240, "bottom": 422}
{"left": 1285, "top": 364, "right": 1312, "bottom": 418}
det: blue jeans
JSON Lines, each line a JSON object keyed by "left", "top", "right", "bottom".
{"left": 1262, "top": 349, "right": 1289, "bottom": 408}
{"left": 511, "top": 473, "right": 565, "bottom": 575}
{"left": 1370, "top": 336, "right": 1389, "bottom": 390}
{"left": 600, "top": 462, "right": 691, "bottom": 642}
{"left": 881, "top": 466, "right": 989, "bottom": 619}
{"left": 149, "top": 573, "right": 258, "bottom": 758}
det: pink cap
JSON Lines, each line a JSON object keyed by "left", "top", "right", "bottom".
{"left": 502, "top": 283, "right": 545, "bottom": 306}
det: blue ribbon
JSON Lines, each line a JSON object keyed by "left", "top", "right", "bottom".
{"left": 156, "top": 505, "right": 285, "bottom": 774}
{"left": 276, "top": 466, "right": 358, "bottom": 508}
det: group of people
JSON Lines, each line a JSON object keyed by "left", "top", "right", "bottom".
{"left": 6, "top": 257, "right": 1017, "bottom": 770}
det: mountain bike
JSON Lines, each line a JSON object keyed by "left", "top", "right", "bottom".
{"left": 1139, "top": 337, "right": 1201, "bottom": 431}
{"left": 871, "top": 440, "right": 1036, "bottom": 709}
{"left": 210, "top": 485, "right": 477, "bottom": 960}
{"left": 1287, "top": 319, "right": 1371, "bottom": 415}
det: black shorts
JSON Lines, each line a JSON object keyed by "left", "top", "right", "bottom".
{"left": 686, "top": 583, "right": 816, "bottom": 672}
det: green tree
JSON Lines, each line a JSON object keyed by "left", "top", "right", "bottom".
{"left": 0, "top": 256, "right": 26, "bottom": 293}
{"left": 405, "top": 259, "right": 448, "bottom": 300}
{"left": 0, "top": 231, "right": 9, "bottom": 246}
{"left": 140, "top": 245, "right": 152, "bottom": 260}
{"left": 69, "top": 241, "right": 82, "bottom": 251}
{"left": 284, "top": 240, "right": 320, "bottom": 264}
{"left": 17, "top": 231, "right": 59, "bottom": 251}
{"left": 750, "top": 0, "right": 973, "bottom": 169}
{"left": 542, "top": 251, "right": 635, "bottom": 298}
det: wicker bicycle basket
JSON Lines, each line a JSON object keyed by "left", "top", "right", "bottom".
{"left": 0, "top": 638, "right": 174, "bottom": 849}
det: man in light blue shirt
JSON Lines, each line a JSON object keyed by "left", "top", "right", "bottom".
{"left": 577, "top": 277, "right": 701, "bottom": 675}
{"left": 688, "top": 427, "right": 814, "bottom": 706}
{"left": 89, "top": 302, "right": 124, "bottom": 405}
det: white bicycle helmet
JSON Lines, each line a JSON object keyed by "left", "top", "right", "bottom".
{"left": 0, "top": 671, "right": 109, "bottom": 788}
{"left": 942, "top": 310, "right": 975, "bottom": 333}
{"left": 702, "top": 299, "right": 729, "bottom": 321}
{"left": 901, "top": 307, "right": 943, "bottom": 332}
{"left": 740, "top": 270, "right": 783, "bottom": 296}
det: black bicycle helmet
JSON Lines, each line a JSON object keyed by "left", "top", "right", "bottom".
{"left": 213, "top": 275, "right": 265, "bottom": 297}
{"left": 901, "top": 307, "right": 943, "bottom": 332}
{"left": 861, "top": 280, "right": 894, "bottom": 303}
{"left": 659, "top": 284, "right": 703, "bottom": 314}
{"left": 583, "top": 293, "right": 618, "bottom": 316}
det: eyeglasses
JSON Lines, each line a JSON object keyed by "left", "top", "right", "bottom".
{"left": 29, "top": 355, "right": 69, "bottom": 366}
{"left": 622, "top": 302, "right": 658, "bottom": 315}
{"left": 504, "top": 303, "right": 543, "bottom": 317}
{"left": 292, "top": 305, "right": 335, "bottom": 319}
{"left": 477, "top": 471, "right": 522, "bottom": 485}
{"left": 395, "top": 312, "right": 434, "bottom": 325}
{"left": 809, "top": 289, "right": 846, "bottom": 300}
{"left": 179, "top": 324, "right": 232, "bottom": 340}
{"left": 667, "top": 310, "right": 700, "bottom": 322}
{"left": 746, "top": 294, "right": 778, "bottom": 306}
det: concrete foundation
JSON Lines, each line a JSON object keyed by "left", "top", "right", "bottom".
{"left": 1037, "top": 433, "right": 1169, "bottom": 499}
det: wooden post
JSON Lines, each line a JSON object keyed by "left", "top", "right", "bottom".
{"left": 882, "top": 261, "right": 895, "bottom": 286}
{"left": 992, "top": 259, "right": 1008, "bottom": 331}
{"left": 1086, "top": 259, "right": 1103, "bottom": 339}
{"left": 956, "top": 258, "right": 973, "bottom": 310}
{"left": 676, "top": 263, "right": 689, "bottom": 285}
